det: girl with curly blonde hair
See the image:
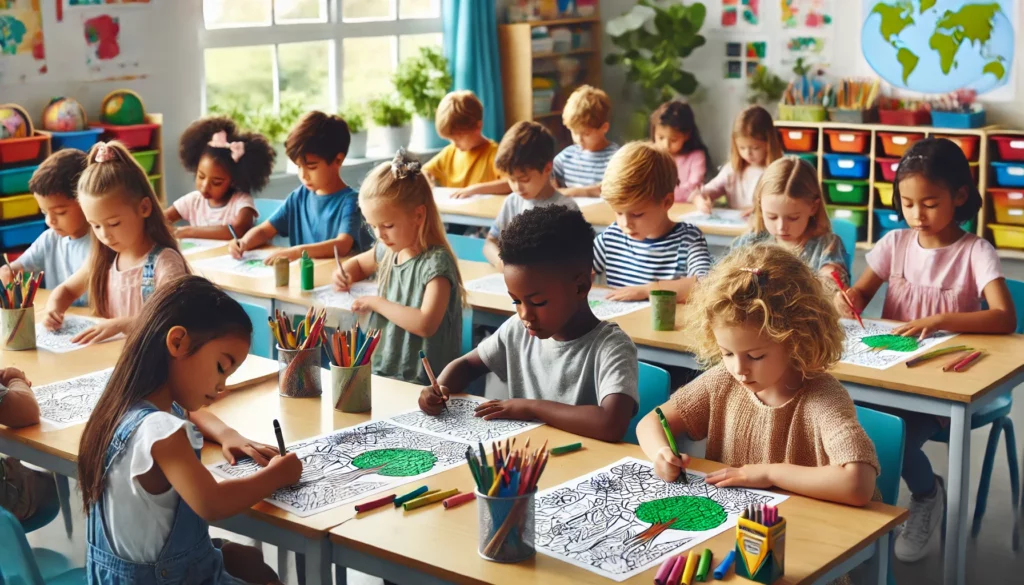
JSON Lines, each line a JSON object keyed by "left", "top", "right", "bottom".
{"left": 637, "top": 244, "right": 880, "bottom": 507}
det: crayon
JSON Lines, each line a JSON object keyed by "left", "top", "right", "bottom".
{"left": 695, "top": 549, "right": 712, "bottom": 582}
{"left": 953, "top": 351, "right": 984, "bottom": 372}
{"left": 654, "top": 556, "right": 678, "bottom": 585}
{"left": 667, "top": 555, "right": 686, "bottom": 585}
{"left": 354, "top": 494, "right": 395, "bottom": 513}
{"left": 403, "top": 488, "right": 459, "bottom": 511}
{"left": 713, "top": 550, "right": 737, "bottom": 580}
{"left": 550, "top": 442, "right": 583, "bottom": 456}
{"left": 442, "top": 492, "right": 476, "bottom": 510}
{"left": 681, "top": 549, "right": 698, "bottom": 585}
{"left": 393, "top": 485, "right": 429, "bottom": 507}
{"left": 905, "top": 345, "right": 969, "bottom": 367}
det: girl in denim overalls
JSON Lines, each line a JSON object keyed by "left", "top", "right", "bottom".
{"left": 77, "top": 276, "right": 302, "bottom": 584}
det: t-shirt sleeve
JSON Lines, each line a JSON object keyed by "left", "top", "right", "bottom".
{"left": 970, "top": 237, "right": 1004, "bottom": 295}
{"left": 552, "top": 149, "right": 568, "bottom": 186}
{"left": 15, "top": 230, "right": 50, "bottom": 273}
{"left": 730, "top": 231, "right": 756, "bottom": 250}
{"left": 230, "top": 192, "right": 258, "bottom": 221}
{"left": 172, "top": 192, "right": 198, "bottom": 223}
{"left": 128, "top": 412, "right": 204, "bottom": 484}
{"left": 593, "top": 232, "right": 608, "bottom": 275}
{"left": 268, "top": 188, "right": 299, "bottom": 236}
{"left": 559, "top": 195, "right": 580, "bottom": 211}
{"left": 679, "top": 151, "right": 707, "bottom": 198}
{"left": 476, "top": 316, "right": 516, "bottom": 382}
{"left": 682, "top": 227, "right": 711, "bottom": 277}
{"left": 669, "top": 367, "right": 723, "bottom": 441}
{"left": 594, "top": 328, "right": 639, "bottom": 413}
{"left": 816, "top": 233, "right": 849, "bottom": 284}
{"left": 701, "top": 164, "right": 733, "bottom": 199}
{"left": 489, "top": 196, "right": 516, "bottom": 239}
{"left": 336, "top": 193, "right": 362, "bottom": 239}
{"left": 865, "top": 229, "right": 897, "bottom": 280}
{"left": 154, "top": 250, "right": 189, "bottom": 290}
{"left": 814, "top": 382, "right": 881, "bottom": 475}
{"left": 420, "top": 248, "right": 458, "bottom": 291}
{"left": 423, "top": 146, "right": 451, "bottom": 186}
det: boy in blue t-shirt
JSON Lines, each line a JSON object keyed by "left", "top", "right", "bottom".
{"left": 230, "top": 111, "right": 366, "bottom": 263}
{"left": 0, "top": 150, "right": 90, "bottom": 306}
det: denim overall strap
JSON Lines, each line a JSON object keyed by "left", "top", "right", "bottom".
{"left": 140, "top": 246, "right": 164, "bottom": 303}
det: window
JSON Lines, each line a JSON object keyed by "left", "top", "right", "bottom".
{"left": 201, "top": 0, "right": 442, "bottom": 152}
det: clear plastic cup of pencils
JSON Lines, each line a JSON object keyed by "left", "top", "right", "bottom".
{"left": 477, "top": 489, "right": 536, "bottom": 563}
{"left": 327, "top": 326, "right": 380, "bottom": 412}
{"left": 1, "top": 270, "right": 42, "bottom": 351}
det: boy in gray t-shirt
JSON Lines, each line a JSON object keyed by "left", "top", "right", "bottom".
{"left": 420, "top": 206, "right": 639, "bottom": 442}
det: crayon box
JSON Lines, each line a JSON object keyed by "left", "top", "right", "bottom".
{"left": 735, "top": 516, "right": 786, "bottom": 584}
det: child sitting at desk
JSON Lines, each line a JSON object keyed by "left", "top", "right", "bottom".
{"left": 423, "top": 91, "right": 504, "bottom": 198}
{"left": 420, "top": 206, "right": 639, "bottom": 443}
{"left": 0, "top": 368, "right": 59, "bottom": 527}
{"left": 594, "top": 142, "right": 711, "bottom": 303}
{"left": 553, "top": 85, "right": 620, "bottom": 198}
{"left": 637, "top": 244, "right": 879, "bottom": 508}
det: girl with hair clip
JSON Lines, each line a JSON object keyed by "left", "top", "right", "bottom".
{"left": 331, "top": 149, "right": 465, "bottom": 384}
{"left": 78, "top": 276, "right": 300, "bottom": 585}
{"left": 43, "top": 141, "right": 189, "bottom": 345}
{"left": 733, "top": 156, "right": 849, "bottom": 286}
{"left": 166, "top": 116, "right": 275, "bottom": 240}
{"left": 650, "top": 100, "right": 710, "bottom": 202}
{"left": 835, "top": 137, "right": 1016, "bottom": 563}
{"left": 691, "top": 105, "right": 782, "bottom": 216}
{"left": 637, "top": 244, "right": 880, "bottom": 512}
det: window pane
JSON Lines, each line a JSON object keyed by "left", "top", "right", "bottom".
{"left": 203, "top": 0, "right": 272, "bottom": 29}
{"left": 343, "top": 36, "right": 395, "bottom": 107}
{"left": 399, "top": 0, "right": 439, "bottom": 19}
{"left": 205, "top": 46, "right": 274, "bottom": 113}
{"left": 399, "top": 33, "right": 442, "bottom": 62}
{"left": 342, "top": 0, "right": 392, "bottom": 21}
{"left": 279, "top": 41, "right": 331, "bottom": 110}
{"left": 275, "top": 0, "right": 327, "bottom": 23}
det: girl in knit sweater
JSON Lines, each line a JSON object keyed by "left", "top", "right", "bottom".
{"left": 637, "top": 243, "right": 879, "bottom": 507}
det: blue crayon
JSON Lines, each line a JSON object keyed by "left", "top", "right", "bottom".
{"left": 393, "top": 485, "right": 428, "bottom": 507}
{"left": 713, "top": 550, "right": 736, "bottom": 580}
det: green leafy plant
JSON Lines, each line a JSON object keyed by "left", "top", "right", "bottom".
{"left": 368, "top": 94, "right": 412, "bottom": 128}
{"left": 747, "top": 65, "right": 788, "bottom": 105}
{"left": 340, "top": 102, "right": 367, "bottom": 134}
{"left": 208, "top": 95, "right": 305, "bottom": 144}
{"left": 605, "top": 1, "right": 707, "bottom": 113}
{"left": 392, "top": 46, "right": 453, "bottom": 119}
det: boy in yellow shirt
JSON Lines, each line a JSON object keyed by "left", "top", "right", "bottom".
{"left": 424, "top": 91, "right": 504, "bottom": 196}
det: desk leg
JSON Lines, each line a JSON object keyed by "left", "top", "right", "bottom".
{"left": 865, "top": 531, "right": 890, "bottom": 585}
{"left": 944, "top": 403, "right": 970, "bottom": 585}
{"left": 303, "top": 538, "right": 330, "bottom": 585}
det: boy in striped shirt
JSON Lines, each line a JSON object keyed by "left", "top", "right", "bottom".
{"left": 553, "top": 85, "right": 620, "bottom": 198}
{"left": 594, "top": 142, "right": 712, "bottom": 302}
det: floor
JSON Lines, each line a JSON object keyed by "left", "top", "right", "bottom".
{"left": 21, "top": 252, "right": 1024, "bottom": 585}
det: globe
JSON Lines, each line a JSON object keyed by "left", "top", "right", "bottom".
{"left": 100, "top": 90, "right": 145, "bottom": 126}
{"left": 41, "top": 97, "right": 88, "bottom": 132}
{"left": 0, "top": 106, "right": 30, "bottom": 140}
{"left": 862, "top": 0, "right": 1014, "bottom": 95}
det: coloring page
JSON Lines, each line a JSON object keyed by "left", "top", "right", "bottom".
{"left": 209, "top": 420, "right": 467, "bottom": 518}
{"left": 33, "top": 369, "right": 114, "bottom": 428}
{"left": 535, "top": 457, "right": 787, "bottom": 581}
{"left": 34, "top": 315, "right": 123, "bottom": 354}
{"left": 466, "top": 274, "right": 649, "bottom": 321}
{"left": 840, "top": 318, "right": 958, "bottom": 370}
{"left": 192, "top": 250, "right": 275, "bottom": 278}
{"left": 465, "top": 273, "right": 509, "bottom": 296}
{"left": 677, "top": 209, "right": 748, "bottom": 228}
{"left": 572, "top": 197, "right": 605, "bottom": 208}
{"left": 388, "top": 395, "right": 542, "bottom": 444}
{"left": 309, "top": 282, "right": 379, "bottom": 311}
{"left": 178, "top": 238, "right": 227, "bottom": 256}
{"left": 434, "top": 187, "right": 496, "bottom": 206}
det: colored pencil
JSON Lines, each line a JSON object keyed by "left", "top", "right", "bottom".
{"left": 831, "top": 270, "right": 864, "bottom": 328}
{"left": 906, "top": 345, "right": 971, "bottom": 367}
{"left": 354, "top": 493, "right": 395, "bottom": 513}
{"left": 403, "top": 488, "right": 457, "bottom": 511}
{"left": 952, "top": 351, "right": 984, "bottom": 372}
{"left": 419, "top": 349, "right": 447, "bottom": 413}
{"left": 393, "top": 486, "right": 429, "bottom": 507}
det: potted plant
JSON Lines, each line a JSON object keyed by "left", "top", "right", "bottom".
{"left": 393, "top": 46, "right": 452, "bottom": 150}
{"left": 605, "top": 1, "right": 707, "bottom": 139}
{"left": 368, "top": 93, "right": 412, "bottom": 154}
{"left": 746, "top": 65, "right": 787, "bottom": 113}
{"left": 340, "top": 101, "right": 368, "bottom": 159}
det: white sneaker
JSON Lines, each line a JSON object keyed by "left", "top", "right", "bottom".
{"left": 894, "top": 477, "right": 945, "bottom": 563}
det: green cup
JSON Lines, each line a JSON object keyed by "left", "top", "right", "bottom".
{"left": 650, "top": 290, "right": 677, "bottom": 331}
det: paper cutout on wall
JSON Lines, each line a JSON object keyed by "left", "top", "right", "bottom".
{"left": 783, "top": 35, "right": 831, "bottom": 73}
{"left": 723, "top": 0, "right": 760, "bottom": 27}
{"left": 80, "top": 10, "right": 146, "bottom": 81}
{"left": 0, "top": 0, "right": 47, "bottom": 83}
{"left": 781, "top": 0, "right": 833, "bottom": 29}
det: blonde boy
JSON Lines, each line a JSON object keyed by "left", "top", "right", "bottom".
{"left": 424, "top": 91, "right": 507, "bottom": 197}
{"left": 595, "top": 142, "right": 711, "bottom": 302}
{"left": 483, "top": 121, "right": 579, "bottom": 269}
{"left": 554, "top": 85, "right": 619, "bottom": 198}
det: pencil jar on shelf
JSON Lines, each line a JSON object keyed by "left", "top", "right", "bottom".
{"left": 478, "top": 489, "right": 536, "bottom": 563}
{"left": 277, "top": 344, "right": 322, "bottom": 398}
{"left": 1, "top": 307, "right": 35, "bottom": 351}
{"left": 331, "top": 363, "right": 371, "bottom": 413}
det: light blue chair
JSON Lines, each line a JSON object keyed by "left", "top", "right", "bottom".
{"left": 0, "top": 506, "right": 86, "bottom": 585}
{"left": 856, "top": 405, "right": 905, "bottom": 585}
{"left": 624, "top": 362, "right": 671, "bottom": 445}
{"left": 254, "top": 198, "right": 285, "bottom": 221}
{"left": 238, "top": 301, "right": 272, "bottom": 359}
{"left": 447, "top": 234, "right": 487, "bottom": 357}
{"left": 831, "top": 217, "right": 857, "bottom": 277}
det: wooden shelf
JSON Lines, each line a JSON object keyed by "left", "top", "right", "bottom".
{"left": 519, "top": 16, "right": 601, "bottom": 27}
{"left": 532, "top": 48, "right": 596, "bottom": 59}
{"left": 996, "top": 248, "right": 1024, "bottom": 261}
{"left": 534, "top": 110, "right": 563, "bottom": 119}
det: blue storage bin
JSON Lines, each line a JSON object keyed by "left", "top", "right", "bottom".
{"left": 823, "top": 153, "right": 870, "bottom": 180}
{"left": 0, "top": 219, "right": 46, "bottom": 248}
{"left": 931, "top": 109, "right": 986, "bottom": 129}
{"left": 0, "top": 165, "right": 38, "bottom": 196}
{"left": 875, "top": 210, "right": 908, "bottom": 231}
{"left": 992, "top": 162, "right": 1024, "bottom": 188}
{"left": 49, "top": 128, "right": 104, "bottom": 152}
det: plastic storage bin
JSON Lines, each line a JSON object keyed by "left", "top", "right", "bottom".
{"left": 131, "top": 150, "right": 159, "bottom": 174}
{"left": 0, "top": 165, "right": 37, "bottom": 196}
{"left": 876, "top": 183, "right": 895, "bottom": 207}
{"left": 828, "top": 108, "right": 878, "bottom": 124}
{"left": 935, "top": 134, "right": 980, "bottom": 160}
{"left": 778, "top": 128, "right": 816, "bottom": 152}
{"left": 0, "top": 219, "right": 45, "bottom": 248}
{"left": 878, "top": 132, "right": 924, "bottom": 157}
{"left": 0, "top": 133, "right": 46, "bottom": 166}
{"left": 786, "top": 152, "right": 817, "bottom": 168}
{"left": 148, "top": 175, "right": 161, "bottom": 191}
{"left": 824, "top": 130, "right": 870, "bottom": 154}
{"left": 874, "top": 210, "right": 908, "bottom": 241}
{"left": 824, "top": 180, "right": 869, "bottom": 205}
{"left": 931, "top": 109, "right": 986, "bottom": 129}
{"left": 990, "top": 224, "right": 1024, "bottom": 250}
{"left": 879, "top": 109, "right": 931, "bottom": 126}
{"left": 991, "top": 161, "right": 1024, "bottom": 188}
{"left": 991, "top": 189, "right": 1024, "bottom": 226}
{"left": 91, "top": 123, "right": 159, "bottom": 150}
{"left": 827, "top": 207, "right": 867, "bottom": 239}
{"left": 823, "top": 153, "right": 870, "bottom": 180}
{"left": 992, "top": 136, "right": 1024, "bottom": 162}
{"left": 47, "top": 128, "right": 104, "bottom": 152}
{"left": 0, "top": 194, "right": 40, "bottom": 220}
{"left": 778, "top": 104, "right": 827, "bottom": 122}
{"left": 876, "top": 157, "right": 900, "bottom": 183}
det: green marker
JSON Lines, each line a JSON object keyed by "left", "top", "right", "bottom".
{"left": 656, "top": 407, "right": 687, "bottom": 484}
{"left": 695, "top": 548, "right": 712, "bottom": 582}
{"left": 550, "top": 442, "right": 583, "bottom": 456}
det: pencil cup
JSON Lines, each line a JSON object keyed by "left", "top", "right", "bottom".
{"left": 735, "top": 517, "right": 786, "bottom": 584}
{"left": 277, "top": 345, "right": 322, "bottom": 398}
{"left": 274, "top": 258, "right": 290, "bottom": 287}
{"left": 650, "top": 290, "right": 677, "bottom": 331}
{"left": 331, "top": 363, "right": 371, "bottom": 413}
{"left": 477, "top": 489, "right": 536, "bottom": 563}
{"left": 1, "top": 308, "right": 35, "bottom": 351}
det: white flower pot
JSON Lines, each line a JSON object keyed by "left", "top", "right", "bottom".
{"left": 409, "top": 115, "right": 446, "bottom": 151}
{"left": 348, "top": 131, "right": 368, "bottom": 159}
{"left": 379, "top": 125, "right": 411, "bottom": 155}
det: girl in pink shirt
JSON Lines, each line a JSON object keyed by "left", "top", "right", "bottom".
{"left": 650, "top": 100, "right": 709, "bottom": 202}
{"left": 836, "top": 137, "right": 1016, "bottom": 563}
{"left": 165, "top": 117, "right": 275, "bottom": 240}
{"left": 44, "top": 142, "right": 190, "bottom": 345}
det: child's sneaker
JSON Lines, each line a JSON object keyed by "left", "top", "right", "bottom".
{"left": 894, "top": 476, "right": 945, "bottom": 562}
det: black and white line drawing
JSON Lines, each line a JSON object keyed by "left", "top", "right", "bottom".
{"left": 33, "top": 368, "right": 114, "bottom": 428}
{"left": 389, "top": 396, "right": 541, "bottom": 444}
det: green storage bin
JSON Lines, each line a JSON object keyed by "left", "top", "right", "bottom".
{"left": 148, "top": 174, "right": 161, "bottom": 191}
{"left": 778, "top": 104, "right": 827, "bottom": 122}
{"left": 827, "top": 206, "right": 867, "bottom": 240}
{"left": 131, "top": 150, "right": 159, "bottom": 174}
{"left": 823, "top": 180, "right": 869, "bottom": 205}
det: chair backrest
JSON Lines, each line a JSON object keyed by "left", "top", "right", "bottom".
{"left": 238, "top": 301, "right": 272, "bottom": 359}
{"left": 447, "top": 234, "right": 487, "bottom": 263}
{"left": 624, "top": 362, "right": 672, "bottom": 445}
{"left": 254, "top": 198, "right": 285, "bottom": 221}
{"left": 0, "top": 506, "right": 45, "bottom": 585}
{"left": 1006, "top": 278, "right": 1024, "bottom": 335}
{"left": 831, "top": 218, "right": 857, "bottom": 277}
{"left": 855, "top": 405, "right": 906, "bottom": 506}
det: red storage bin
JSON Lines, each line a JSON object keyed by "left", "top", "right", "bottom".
{"left": 778, "top": 128, "right": 817, "bottom": 153}
{"left": 879, "top": 132, "right": 925, "bottom": 157}
{"left": 991, "top": 135, "right": 1024, "bottom": 162}
{"left": 935, "top": 134, "right": 980, "bottom": 161}
{"left": 0, "top": 133, "right": 47, "bottom": 166}
{"left": 90, "top": 123, "right": 159, "bottom": 150}
{"left": 877, "top": 157, "right": 900, "bottom": 183}
{"left": 824, "top": 130, "right": 870, "bottom": 154}
{"left": 878, "top": 109, "right": 931, "bottom": 126}
{"left": 991, "top": 188, "right": 1024, "bottom": 226}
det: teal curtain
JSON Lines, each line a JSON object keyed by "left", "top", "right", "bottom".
{"left": 443, "top": 0, "right": 505, "bottom": 140}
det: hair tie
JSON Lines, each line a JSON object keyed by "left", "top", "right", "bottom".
{"left": 94, "top": 142, "right": 115, "bottom": 163}
{"left": 208, "top": 130, "right": 246, "bottom": 162}
{"left": 390, "top": 148, "right": 421, "bottom": 179}
{"left": 740, "top": 267, "right": 768, "bottom": 287}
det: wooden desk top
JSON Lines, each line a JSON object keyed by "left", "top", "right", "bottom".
{"left": 188, "top": 247, "right": 337, "bottom": 306}
{"left": 322, "top": 378, "right": 905, "bottom": 585}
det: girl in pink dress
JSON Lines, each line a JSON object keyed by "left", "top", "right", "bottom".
{"left": 650, "top": 100, "right": 709, "bottom": 202}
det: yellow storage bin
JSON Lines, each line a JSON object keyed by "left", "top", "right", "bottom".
{"left": 876, "top": 183, "right": 894, "bottom": 207}
{"left": 0, "top": 194, "right": 40, "bottom": 220}
{"left": 990, "top": 224, "right": 1024, "bottom": 250}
